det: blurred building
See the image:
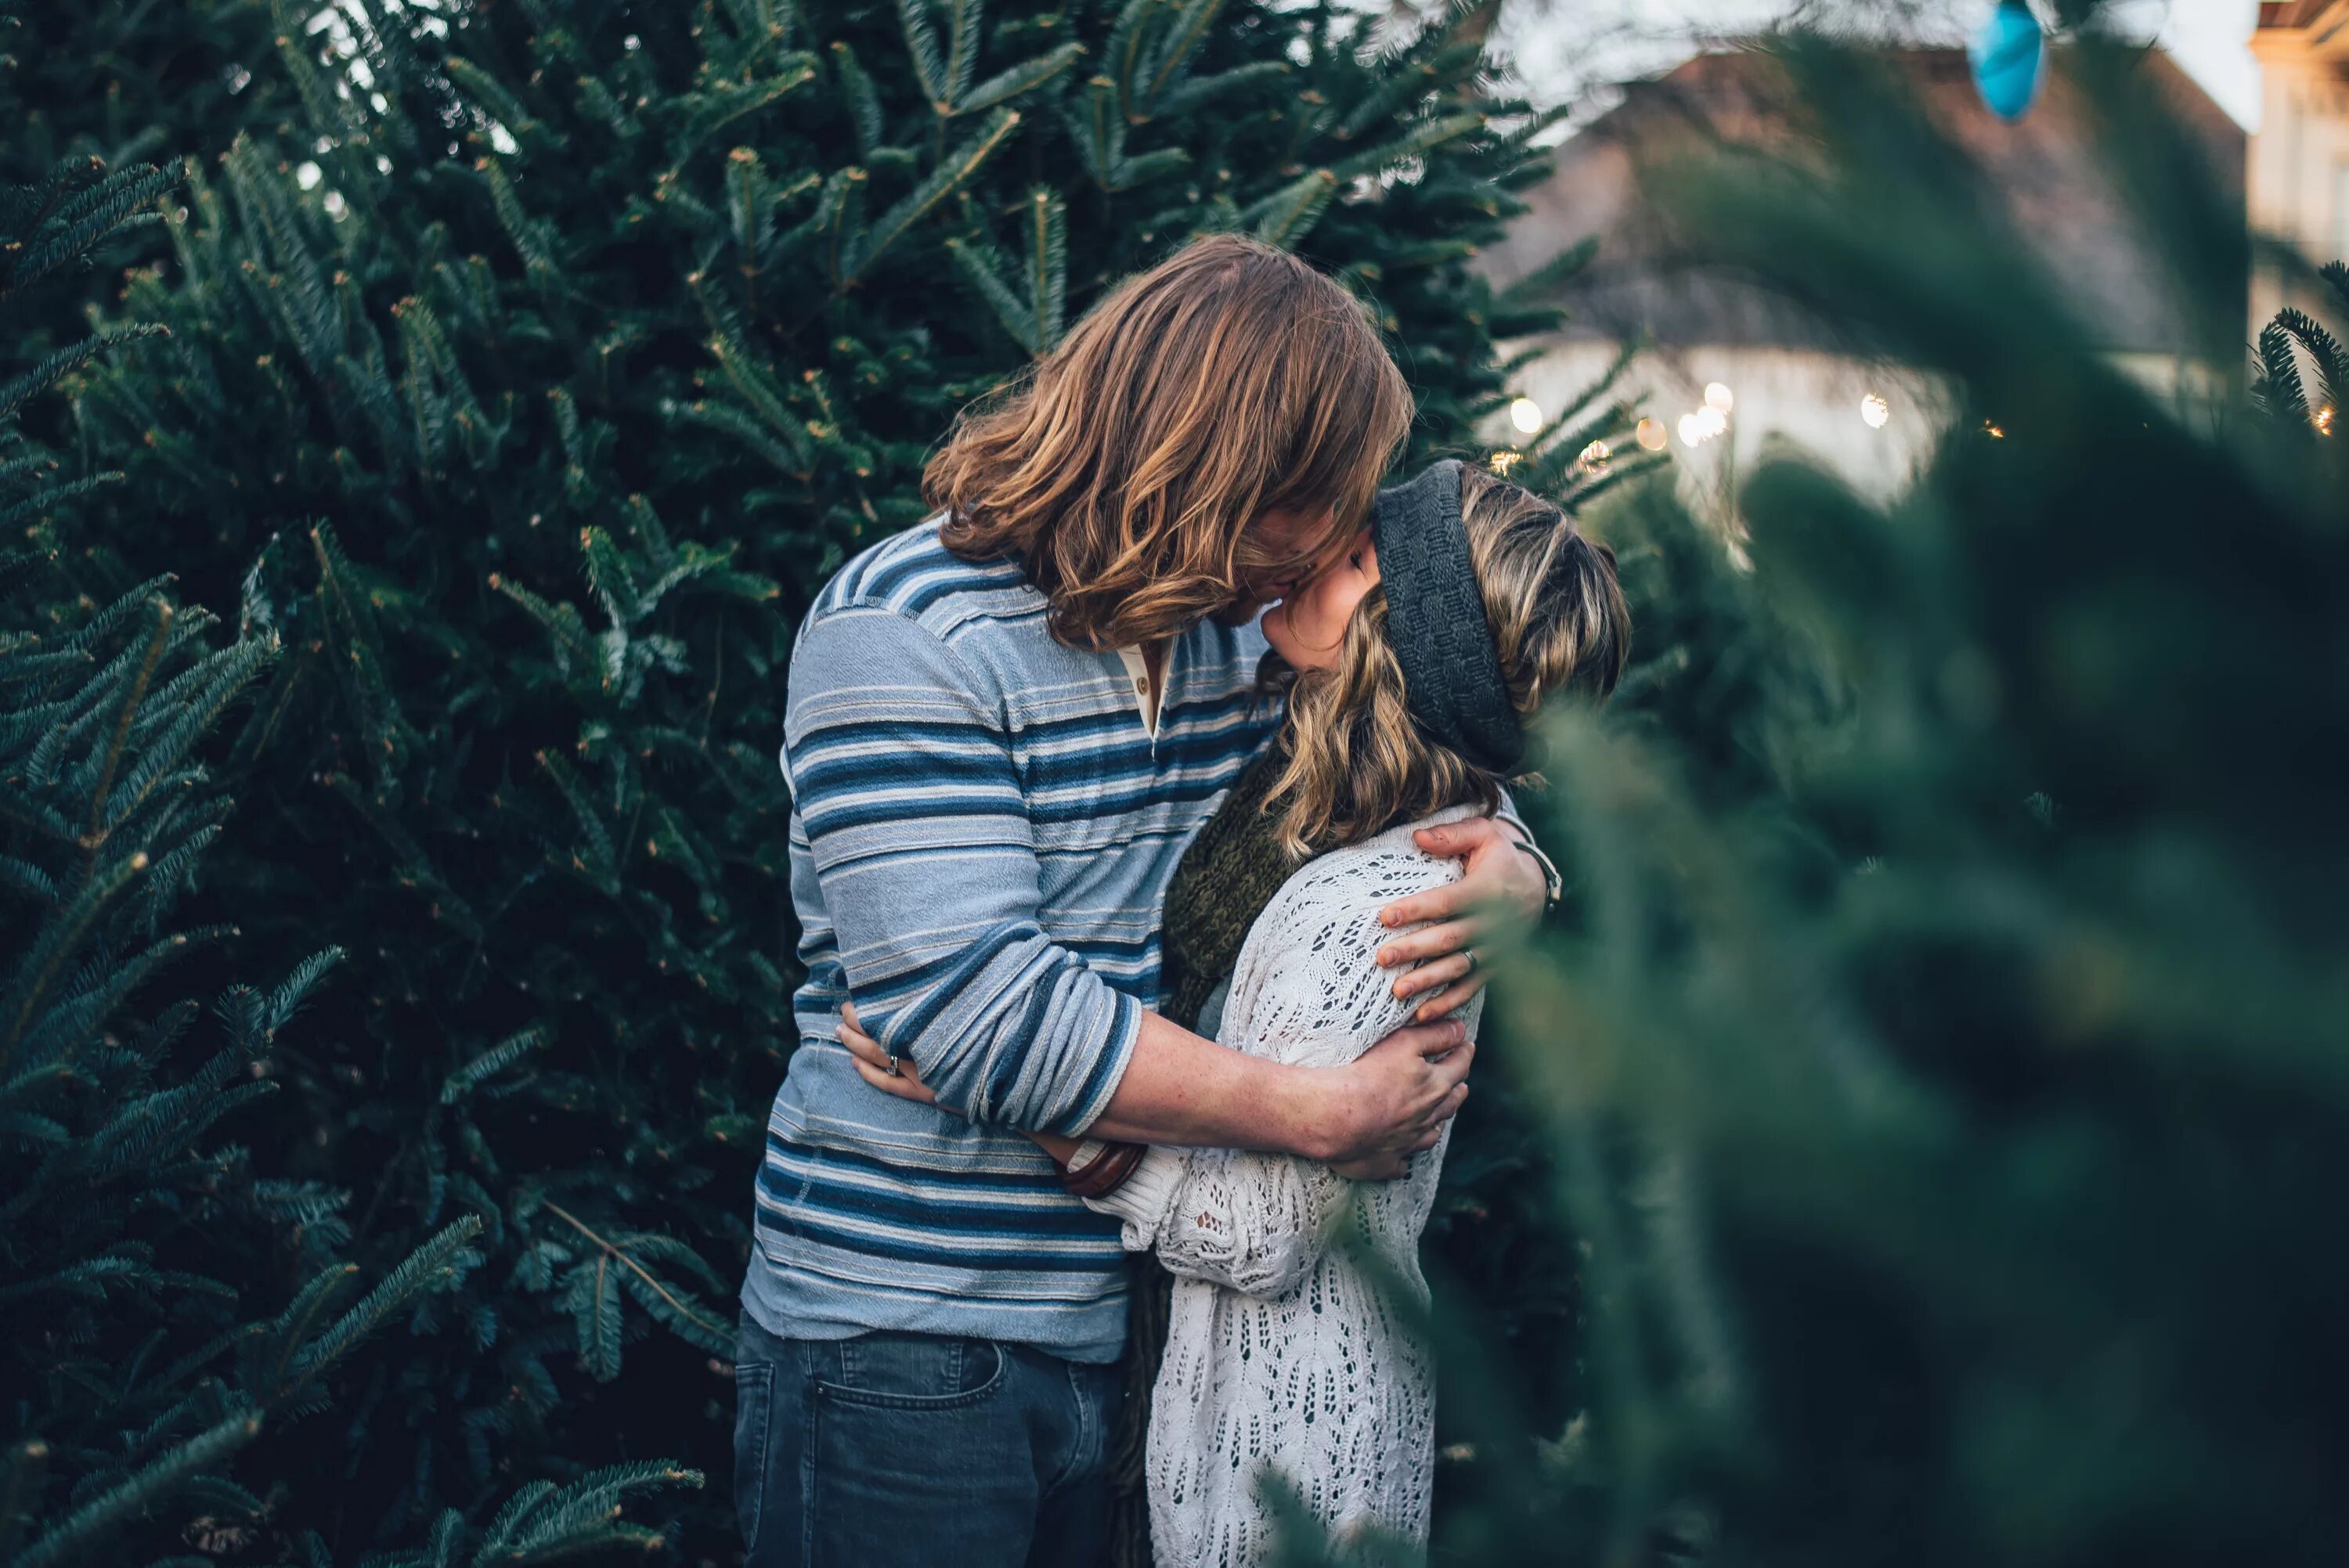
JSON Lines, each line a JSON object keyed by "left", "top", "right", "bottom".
{"left": 1481, "top": 47, "right": 2246, "bottom": 500}
{"left": 2251, "top": 1, "right": 2349, "bottom": 323}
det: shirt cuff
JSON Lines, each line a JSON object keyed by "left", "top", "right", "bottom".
{"left": 1083, "top": 1145, "right": 1187, "bottom": 1251}
{"left": 1053, "top": 987, "right": 1144, "bottom": 1137}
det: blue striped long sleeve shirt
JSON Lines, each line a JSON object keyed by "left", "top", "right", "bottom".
{"left": 744, "top": 520, "right": 1282, "bottom": 1361}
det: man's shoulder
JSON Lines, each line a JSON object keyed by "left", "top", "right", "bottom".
{"left": 810, "top": 517, "right": 1045, "bottom": 640}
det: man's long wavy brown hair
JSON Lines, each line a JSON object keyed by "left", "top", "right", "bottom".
{"left": 926, "top": 235, "right": 1412, "bottom": 651}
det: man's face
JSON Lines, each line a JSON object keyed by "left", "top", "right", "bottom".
{"left": 1218, "top": 504, "right": 1342, "bottom": 626}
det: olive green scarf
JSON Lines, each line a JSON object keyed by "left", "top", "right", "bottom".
{"left": 1105, "top": 748, "right": 1308, "bottom": 1568}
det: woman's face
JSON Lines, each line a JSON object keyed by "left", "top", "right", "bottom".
{"left": 1262, "top": 528, "right": 1379, "bottom": 672}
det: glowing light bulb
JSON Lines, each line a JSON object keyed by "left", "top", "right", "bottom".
{"left": 1860, "top": 393, "right": 1890, "bottom": 429}
{"left": 1704, "top": 382, "right": 1734, "bottom": 413}
{"left": 1508, "top": 398, "right": 1544, "bottom": 435}
{"left": 1677, "top": 413, "right": 1705, "bottom": 448}
{"left": 1488, "top": 449, "right": 1522, "bottom": 475}
{"left": 1694, "top": 406, "right": 1728, "bottom": 439}
{"left": 2318, "top": 406, "right": 2336, "bottom": 436}
{"left": 1635, "top": 418, "right": 1668, "bottom": 452}
{"left": 1578, "top": 439, "right": 1611, "bottom": 469}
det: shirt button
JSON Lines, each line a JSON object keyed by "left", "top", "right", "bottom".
{"left": 1135, "top": 676, "right": 1149, "bottom": 691}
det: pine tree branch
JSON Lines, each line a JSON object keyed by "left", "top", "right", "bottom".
{"left": 13, "top": 1412, "right": 262, "bottom": 1568}
{"left": 893, "top": 0, "right": 949, "bottom": 106}
{"left": 1136, "top": 0, "right": 1222, "bottom": 117}
{"left": 846, "top": 108, "right": 1022, "bottom": 287}
{"left": 960, "top": 43, "right": 1085, "bottom": 117}
{"left": 537, "top": 1200, "right": 728, "bottom": 1349}
{"left": 0, "top": 326, "right": 169, "bottom": 425}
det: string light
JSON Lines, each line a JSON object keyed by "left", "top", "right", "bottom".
{"left": 1508, "top": 398, "right": 1544, "bottom": 435}
{"left": 1982, "top": 420, "right": 2005, "bottom": 438}
{"left": 1578, "top": 439, "right": 1611, "bottom": 470}
{"left": 1704, "top": 382, "right": 1734, "bottom": 413}
{"left": 1635, "top": 417, "right": 1668, "bottom": 452}
{"left": 1860, "top": 393, "right": 1890, "bottom": 429}
{"left": 1488, "top": 449, "right": 1523, "bottom": 475}
{"left": 2318, "top": 405, "right": 2336, "bottom": 436}
{"left": 1680, "top": 405, "right": 1728, "bottom": 448}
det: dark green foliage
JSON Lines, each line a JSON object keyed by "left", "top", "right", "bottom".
{"left": 1427, "top": 30, "right": 2349, "bottom": 1565}
{"left": 0, "top": 574, "right": 320, "bottom": 1568}
{"left": 2, "top": 130, "right": 696, "bottom": 1568}
{"left": 5, "top": 0, "right": 1579, "bottom": 1552}
{"left": 0, "top": 2, "right": 287, "bottom": 179}
{"left": 0, "top": 1, "right": 292, "bottom": 375}
{"left": 0, "top": 150, "right": 171, "bottom": 537}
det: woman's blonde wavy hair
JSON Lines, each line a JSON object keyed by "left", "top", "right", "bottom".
{"left": 1264, "top": 466, "right": 1633, "bottom": 858}
{"left": 926, "top": 235, "right": 1412, "bottom": 651}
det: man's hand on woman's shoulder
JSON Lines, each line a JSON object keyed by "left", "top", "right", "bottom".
{"left": 1374, "top": 815, "right": 1550, "bottom": 1023}
{"left": 1309, "top": 1017, "right": 1474, "bottom": 1181}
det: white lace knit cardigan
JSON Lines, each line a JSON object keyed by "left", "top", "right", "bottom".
{"left": 1089, "top": 807, "right": 1484, "bottom": 1568}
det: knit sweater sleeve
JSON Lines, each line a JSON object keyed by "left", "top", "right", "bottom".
{"left": 1088, "top": 817, "right": 1481, "bottom": 1295}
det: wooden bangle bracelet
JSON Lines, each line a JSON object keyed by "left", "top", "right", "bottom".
{"left": 1061, "top": 1140, "right": 1144, "bottom": 1199}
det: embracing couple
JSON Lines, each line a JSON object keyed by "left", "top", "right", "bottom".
{"left": 734, "top": 235, "right": 1632, "bottom": 1568}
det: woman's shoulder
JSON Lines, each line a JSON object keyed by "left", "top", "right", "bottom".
{"left": 1225, "top": 806, "right": 1487, "bottom": 1025}
{"left": 1265, "top": 805, "right": 1483, "bottom": 922}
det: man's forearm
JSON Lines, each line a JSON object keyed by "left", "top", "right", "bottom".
{"left": 1081, "top": 1011, "right": 1333, "bottom": 1158}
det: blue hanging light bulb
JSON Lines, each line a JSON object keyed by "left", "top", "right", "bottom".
{"left": 1969, "top": 0, "right": 2045, "bottom": 123}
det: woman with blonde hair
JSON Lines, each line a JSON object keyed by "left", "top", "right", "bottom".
{"left": 854, "top": 460, "right": 1632, "bottom": 1564}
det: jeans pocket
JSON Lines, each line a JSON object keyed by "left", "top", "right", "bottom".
{"left": 807, "top": 1342, "right": 1023, "bottom": 1564}
{"left": 733, "top": 1360, "right": 777, "bottom": 1555}
{"left": 818, "top": 1333, "right": 1008, "bottom": 1409}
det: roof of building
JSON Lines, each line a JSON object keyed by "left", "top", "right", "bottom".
{"left": 1478, "top": 45, "right": 2246, "bottom": 354}
{"left": 2258, "top": 2, "right": 2346, "bottom": 33}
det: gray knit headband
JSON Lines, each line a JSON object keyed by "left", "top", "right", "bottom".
{"left": 1369, "top": 460, "right": 1525, "bottom": 774}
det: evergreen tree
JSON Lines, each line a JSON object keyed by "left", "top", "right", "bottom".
{"left": 1428, "top": 30, "right": 2349, "bottom": 1565}
{"left": 9, "top": 0, "right": 1589, "bottom": 1549}
{"left": 0, "top": 2, "right": 287, "bottom": 181}
{"left": 2, "top": 139, "right": 695, "bottom": 1568}
{"left": 0, "top": 1, "right": 293, "bottom": 373}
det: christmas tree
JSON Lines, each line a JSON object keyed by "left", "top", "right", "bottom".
{"left": 2, "top": 132, "right": 695, "bottom": 1568}
{"left": 10, "top": 0, "right": 1590, "bottom": 1552}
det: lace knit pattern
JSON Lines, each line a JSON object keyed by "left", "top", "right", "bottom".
{"left": 1091, "top": 807, "right": 1484, "bottom": 1567}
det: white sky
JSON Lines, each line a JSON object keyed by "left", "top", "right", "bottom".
{"left": 1507, "top": 0, "right": 2263, "bottom": 127}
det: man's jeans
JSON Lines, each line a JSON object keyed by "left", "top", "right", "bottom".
{"left": 734, "top": 1313, "right": 1122, "bottom": 1568}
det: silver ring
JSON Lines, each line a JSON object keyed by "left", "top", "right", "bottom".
{"left": 1463, "top": 946, "right": 1481, "bottom": 971}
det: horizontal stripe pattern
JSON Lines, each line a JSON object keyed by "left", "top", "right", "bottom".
{"left": 748, "top": 518, "right": 1279, "bottom": 1363}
